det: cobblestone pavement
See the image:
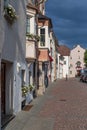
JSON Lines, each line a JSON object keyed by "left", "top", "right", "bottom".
{"left": 3, "top": 78, "right": 87, "bottom": 130}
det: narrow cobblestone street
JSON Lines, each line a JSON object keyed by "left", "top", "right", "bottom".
{"left": 3, "top": 78, "right": 87, "bottom": 130}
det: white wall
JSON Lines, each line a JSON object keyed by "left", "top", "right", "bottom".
{"left": 0, "top": 0, "right": 29, "bottom": 116}
{"left": 57, "top": 53, "right": 59, "bottom": 79}
{"left": 70, "top": 45, "right": 85, "bottom": 77}
{"left": 26, "top": 41, "right": 36, "bottom": 59}
{"left": 63, "top": 56, "right": 70, "bottom": 78}
{"left": 58, "top": 54, "right": 64, "bottom": 79}
{"left": 13, "top": 61, "right": 28, "bottom": 114}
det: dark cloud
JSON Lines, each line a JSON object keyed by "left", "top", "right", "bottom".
{"left": 46, "top": 0, "right": 87, "bottom": 48}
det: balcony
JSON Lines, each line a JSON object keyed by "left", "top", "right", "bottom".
{"left": 26, "top": 40, "right": 37, "bottom": 62}
{"left": 26, "top": 33, "right": 40, "bottom": 62}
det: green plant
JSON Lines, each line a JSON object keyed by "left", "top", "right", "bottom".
{"left": 21, "top": 86, "right": 29, "bottom": 97}
{"left": 29, "top": 85, "right": 34, "bottom": 91}
{"left": 84, "top": 50, "right": 87, "bottom": 67}
{"left": 34, "top": 35, "right": 40, "bottom": 41}
{"left": 26, "top": 33, "right": 40, "bottom": 41}
{"left": 26, "top": 33, "right": 34, "bottom": 39}
{"left": 4, "top": 4, "right": 17, "bottom": 24}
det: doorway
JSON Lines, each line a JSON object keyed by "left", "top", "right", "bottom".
{"left": 1, "top": 61, "right": 14, "bottom": 127}
{"left": 1, "top": 63, "right": 6, "bottom": 117}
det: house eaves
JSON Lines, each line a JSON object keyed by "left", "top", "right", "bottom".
{"left": 38, "top": 14, "right": 53, "bottom": 28}
{"left": 27, "top": 3, "right": 38, "bottom": 12}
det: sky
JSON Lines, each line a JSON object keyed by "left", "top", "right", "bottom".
{"left": 46, "top": 0, "right": 87, "bottom": 49}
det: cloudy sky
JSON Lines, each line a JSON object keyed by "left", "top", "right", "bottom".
{"left": 46, "top": 0, "right": 87, "bottom": 49}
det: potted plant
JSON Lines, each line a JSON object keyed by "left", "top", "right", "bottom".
{"left": 34, "top": 35, "right": 40, "bottom": 42}
{"left": 26, "top": 33, "right": 34, "bottom": 40}
{"left": 21, "top": 86, "right": 29, "bottom": 97}
{"left": 4, "top": 4, "right": 17, "bottom": 25}
{"left": 29, "top": 84, "right": 34, "bottom": 92}
{"left": 26, "top": 33, "right": 40, "bottom": 41}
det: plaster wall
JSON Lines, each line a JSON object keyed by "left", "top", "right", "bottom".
{"left": 70, "top": 45, "right": 85, "bottom": 77}
{"left": 63, "top": 56, "right": 70, "bottom": 78}
{"left": 0, "top": 0, "right": 29, "bottom": 116}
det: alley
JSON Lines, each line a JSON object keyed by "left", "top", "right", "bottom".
{"left": 3, "top": 78, "right": 87, "bottom": 130}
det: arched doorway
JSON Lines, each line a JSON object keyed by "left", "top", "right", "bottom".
{"left": 76, "top": 61, "right": 82, "bottom": 76}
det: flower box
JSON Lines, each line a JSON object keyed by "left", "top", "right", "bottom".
{"left": 4, "top": 4, "right": 17, "bottom": 25}
{"left": 26, "top": 33, "right": 40, "bottom": 42}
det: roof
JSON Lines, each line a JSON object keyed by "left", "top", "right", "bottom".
{"left": 71, "top": 44, "right": 85, "bottom": 51}
{"left": 57, "top": 45, "right": 70, "bottom": 56}
{"left": 38, "top": 14, "right": 53, "bottom": 28}
{"left": 27, "top": 3, "right": 38, "bottom": 11}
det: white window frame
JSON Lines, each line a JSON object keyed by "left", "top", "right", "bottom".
{"left": 40, "top": 28, "right": 45, "bottom": 46}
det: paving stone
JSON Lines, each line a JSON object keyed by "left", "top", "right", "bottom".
{"left": 3, "top": 78, "right": 87, "bottom": 130}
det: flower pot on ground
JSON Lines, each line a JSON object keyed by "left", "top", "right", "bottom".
{"left": 21, "top": 85, "right": 34, "bottom": 105}
{"left": 26, "top": 92, "right": 33, "bottom": 104}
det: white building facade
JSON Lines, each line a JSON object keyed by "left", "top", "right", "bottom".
{"left": 38, "top": 15, "right": 53, "bottom": 94}
{"left": 63, "top": 56, "right": 70, "bottom": 78}
{"left": 26, "top": 1, "right": 38, "bottom": 99}
{"left": 0, "top": 0, "right": 29, "bottom": 128}
{"left": 70, "top": 45, "right": 85, "bottom": 77}
{"left": 57, "top": 45, "right": 70, "bottom": 79}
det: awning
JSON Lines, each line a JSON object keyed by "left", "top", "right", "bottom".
{"left": 49, "top": 55, "right": 53, "bottom": 62}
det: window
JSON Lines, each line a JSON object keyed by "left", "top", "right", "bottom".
{"left": 70, "top": 71, "right": 72, "bottom": 74}
{"left": 76, "top": 61, "right": 81, "bottom": 67}
{"left": 50, "top": 47, "right": 53, "bottom": 57}
{"left": 4, "top": 0, "right": 9, "bottom": 7}
{"left": 50, "top": 39, "right": 52, "bottom": 43}
{"left": 21, "top": 70, "right": 25, "bottom": 86}
{"left": 29, "top": 71, "right": 31, "bottom": 85}
{"left": 31, "top": 0, "right": 35, "bottom": 4}
{"left": 56, "top": 56, "right": 58, "bottom": 64}
{"left": 40, "top": 28, "right": 45, "bottom": 46}
{"left": 33, "top": 62, "right": 35, "bottom": 78}
{"left": 70, "top": 64, "right": 73, "bottom": 67}
{"left": 78, "top": 56, "right": 80, "bottom": 59}
{"left": 64, "top": 61, "right": 66, "bottom": 64}
{"left": 26, "top": 15, "right": 30, "bottom": 34}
